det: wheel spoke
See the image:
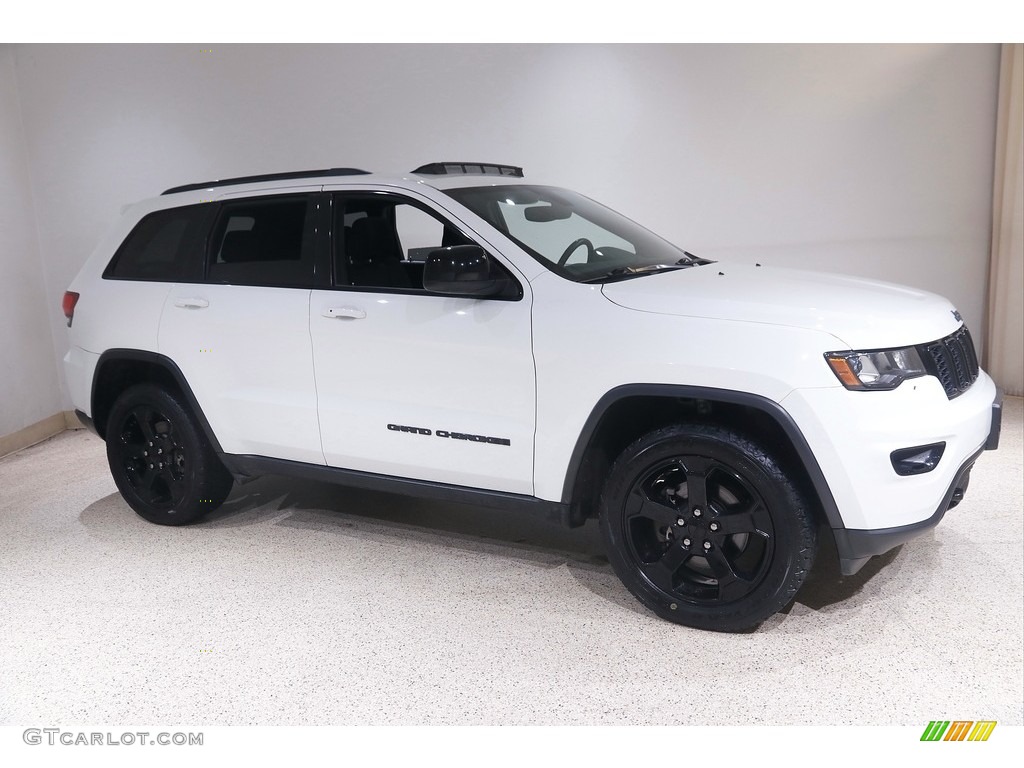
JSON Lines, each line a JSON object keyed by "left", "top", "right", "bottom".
{"left": 124, "top": 436, "right": 146, "bottom": 449}
{"left": 121, "top": 435, "right": 146, "bottom": 457}
{"left": 714, "top": 503, "right": 771, "bottom": 537}
{"left": 141, "top": 465, "right": 160, "bottom": 492}
{"left": 624, "top": 487, "right": 679, "bottom": 527}
{"left": 705, "top": 547, "right": 752, "bottom": 602}
{"left": 639, "top": 541, "right": 690, "bottom": 592}
{"left": 679, "top": 457, "right": 712, "bottom": 512}
{"left": 131, "top": 407, "right": 156, "bottom": 443}
{"left": 163, "top": 469, "right": 185, "bottom": 500}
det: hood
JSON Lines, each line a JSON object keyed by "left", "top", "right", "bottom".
{"left": 600, "top": 264, "right": 962, "bottom": 349}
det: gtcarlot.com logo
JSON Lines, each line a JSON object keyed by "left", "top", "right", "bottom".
{"left": 23, "top": 729, "right": 203, "bottom": 747}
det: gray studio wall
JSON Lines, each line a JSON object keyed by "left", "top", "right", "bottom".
{"left": 4, "top": 43, "right": 1002, "bottom": 431}
{"left": 0, "top": 46, "right": 62, "bottom": 438}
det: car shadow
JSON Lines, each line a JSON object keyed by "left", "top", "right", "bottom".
{"left": 79, "top": 477, "right": 908, "bottom": 627}
{"left": 78, "top": 474, "right": 645, "bottom": 618}
{"left": 794, "top": 525, "right": 903, "bottom": 611}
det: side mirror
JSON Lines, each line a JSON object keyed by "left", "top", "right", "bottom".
{"left": 423, "top": 245, "right": 510, "bottom": 297}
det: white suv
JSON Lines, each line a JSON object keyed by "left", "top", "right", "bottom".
{"left": 62, "top": 162, "right": 1002, "bottom": 631}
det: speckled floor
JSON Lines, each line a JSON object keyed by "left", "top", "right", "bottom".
{"left": 1, "top": 399, "right": 1021, "bottom": 726}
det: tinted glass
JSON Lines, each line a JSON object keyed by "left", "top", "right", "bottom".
{"left": 334, "top": 194, "right": 474, "bottom": 292}
{"left": 105, "top": 204, "right": 209, "bottom": 281}
{"left": 207, "top": 196, "right": 313, "bottom": 287}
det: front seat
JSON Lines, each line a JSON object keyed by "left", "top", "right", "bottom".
{"left": 346, "top": 216, "right": 412, "bottom": 289}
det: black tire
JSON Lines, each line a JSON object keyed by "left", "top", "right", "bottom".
{"left": 105, "top": 383, "right": 233, "bottom": 525}
{"left": 599, "top": 424, "right": 816, "bottom": 631}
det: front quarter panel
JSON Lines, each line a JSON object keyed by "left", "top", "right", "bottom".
{"left": 529, "top": 271, "right": 845, "bottom": 502}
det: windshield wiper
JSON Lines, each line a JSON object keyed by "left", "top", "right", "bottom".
{"left": 582, "top": 264, "right": 684, "bottom": 283}
{"left": 581, "top": 251, "right": 715, "bottom": 283}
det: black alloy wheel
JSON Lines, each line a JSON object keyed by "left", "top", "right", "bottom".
{"left": 601, "top": 424, "right": 816, "bottom": 631}
{"left": 113, "top": 403, "right": 188, "bottom": 512}
{"left": 623, "top": 455, "right": 775, "bottom": 605}
{"left": 105, "top": 384, "right": 233, "bottom": 525}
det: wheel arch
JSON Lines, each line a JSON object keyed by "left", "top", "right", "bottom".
{"left": 560, "top": 385, "right": 844, "bottom": 531}
{"left": 91, "top": 349, "right": 223, "bottom": 454}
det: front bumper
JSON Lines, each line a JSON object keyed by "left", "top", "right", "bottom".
{"left": 985, "top": 387, "right": 1003, "bottom": 450}
{"left": 834, "top": 386, "right": 1003, "bottom": 575}
{"left": 833, "top": 445, "right": 982, "bottom": 575}
{"left": 782, "top": 375, "right": 1001, "bottom": 576}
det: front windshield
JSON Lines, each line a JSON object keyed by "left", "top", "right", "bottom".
{"left": 444, "top": 185, "right": 700, "bottom": 282}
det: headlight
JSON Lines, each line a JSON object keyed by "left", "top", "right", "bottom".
{"left": 824, "top": 347, "right": 928, "bottom": 391}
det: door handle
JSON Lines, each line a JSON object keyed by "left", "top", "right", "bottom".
{"left": 322, "top": 306, "right": 366, "bottom": 320}
{"left": 174, "top": 297, "right": 209, "bottom": 309}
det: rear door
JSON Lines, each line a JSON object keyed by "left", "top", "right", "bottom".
{"left": 159, "top": 191, "right": 325, "bottom": 464}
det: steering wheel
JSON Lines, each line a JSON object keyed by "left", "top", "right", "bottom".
{"left": 558, "top": 238, "right": 596, "bottom": 266}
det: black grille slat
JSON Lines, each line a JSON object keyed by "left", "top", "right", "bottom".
{"left": 918, "top": 326, "right": 980, "bottom": 399}
{"left": 927, "top": 342, "right": 953, "bottom": 393}
{"left": 947, "top": 335, "right": 968, "bottom": 389}
{"left": 960, "top": 327, "right": 979, "bottom": 373}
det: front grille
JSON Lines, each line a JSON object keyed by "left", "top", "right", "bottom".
{"left": 918, "top": 326, "right": 980, "bottom": 399}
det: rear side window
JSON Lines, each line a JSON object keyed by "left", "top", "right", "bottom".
{"left": 104, "top": 204, "right": 210, "bottom": 281}
{"left": 206, "top": 196, "right": 314, "bottom": 287}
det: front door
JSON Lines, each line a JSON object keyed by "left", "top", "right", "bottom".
{"left": 309, "top": 190, "right": 536, "bottom": 494}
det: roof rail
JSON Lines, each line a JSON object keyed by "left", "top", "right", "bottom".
{"left": 162, "top": 167, "right": 370, "bottom": 195}
{"left": 412, "top": 162, "right": 523, "bottom": 178}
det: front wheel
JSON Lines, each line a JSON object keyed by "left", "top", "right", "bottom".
{"left": 600, "top": 424, "right": 816, "bottom": 631}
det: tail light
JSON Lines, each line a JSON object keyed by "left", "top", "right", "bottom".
{"left": 62, "top": 291, "right": 80, "bottom": 327}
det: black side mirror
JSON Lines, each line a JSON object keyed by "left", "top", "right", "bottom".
{"left": 423, "top": 245, "right": 510, "bottom": 297}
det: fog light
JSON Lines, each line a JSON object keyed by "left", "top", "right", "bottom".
{"left": 890, "top": 442, "right": 945, "bottom": 476}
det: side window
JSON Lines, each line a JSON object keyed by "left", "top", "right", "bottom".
{"left": 104, "top": 204, "right": 210, "bottom": 281}
{"left": 206, "top": 196, "right": 314, "bottom": 288}
{"left": 334, "top": 194, "right": 475, "bottom": 292}
{"left": 395, "top": 205, "right": 446, "bottom": 262}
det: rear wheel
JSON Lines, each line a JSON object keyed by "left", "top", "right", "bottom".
{"left": 600, "top": 424, "right": 816, "bottom": 631}
{"left": 105, "top": 384, "right": 232, "bottom": 525}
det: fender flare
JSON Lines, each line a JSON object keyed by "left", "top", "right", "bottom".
{"left": 559, "top": 384, "right": 845, "bottom": 531}
{"left": 91, "top": 348, "right": 224, "bottom": 454}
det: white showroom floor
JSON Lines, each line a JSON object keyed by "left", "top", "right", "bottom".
{"left": 1, "top": 399, "right": 1021, "bottom": 726}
